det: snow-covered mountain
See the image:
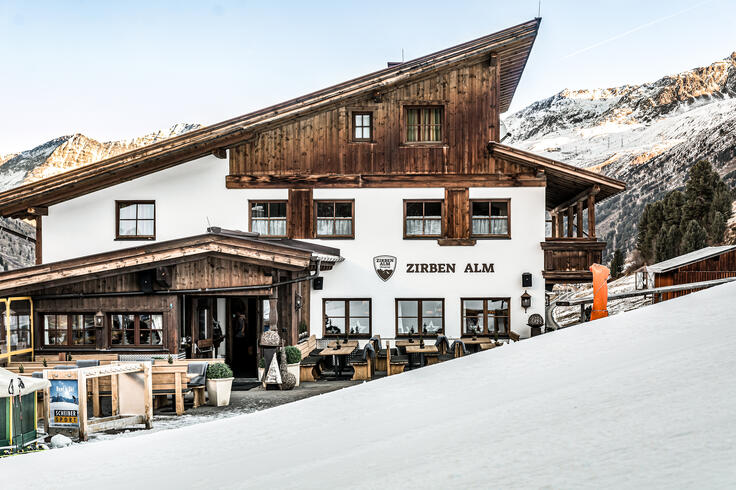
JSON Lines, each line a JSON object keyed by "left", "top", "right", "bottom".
{"left": 505, "top": 52, "right": 736, "bottom": 258}
{"left": 0, "top": 123, "right": 199, "bottom": 270}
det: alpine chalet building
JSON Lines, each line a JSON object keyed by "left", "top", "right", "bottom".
{"left": 0, "top": 19, "right": 625, "bottom": 374}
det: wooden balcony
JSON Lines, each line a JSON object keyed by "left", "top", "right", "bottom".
{"left": 541, "top": 238, "right": 606, "bottom": 285}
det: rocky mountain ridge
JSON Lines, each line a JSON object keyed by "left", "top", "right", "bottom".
{"left": 504, "top": 52, "right": 736, "bottom": 258}
{"left": 0, "top": 123, "right": 199, "bottom": 270}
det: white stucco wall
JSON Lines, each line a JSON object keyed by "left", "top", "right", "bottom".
{"left": 44, "top": 154, "right": 546, "bottom": 339}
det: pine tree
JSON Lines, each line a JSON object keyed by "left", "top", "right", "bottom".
{"left": 609, "top": 249, "right": 624, "bottom": 279}
{"left": 654, "top": 227, "right": 670, "bottom": 262}
{"left": 665, "top": 224, "right": 682, "bottom": 259}
{"left": 681, "top": 220, "right": 708, "bottom": 254}
{"left": 709, "top": 211, "right": 726, "bottom": 244}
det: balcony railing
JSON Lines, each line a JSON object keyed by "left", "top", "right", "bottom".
{"left": 541, "top": 238, "right": 606, "bottom": 284}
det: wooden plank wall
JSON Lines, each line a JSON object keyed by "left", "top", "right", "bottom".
{"left": 229, "top": 60, "right": 533, "bottom": 179}
{"left": 654, "top": 249, "right": 736, "bottom": 302}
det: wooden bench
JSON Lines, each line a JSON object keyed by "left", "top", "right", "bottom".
{"left": 296, "top": 335, "right": 323, "bottom": 382}
{"left": 385, "top": 342, "right": 407, "bottom": 376}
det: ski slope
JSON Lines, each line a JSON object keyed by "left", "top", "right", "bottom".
{"left": 3, "top": 283, "right": 736, "bottom": 488}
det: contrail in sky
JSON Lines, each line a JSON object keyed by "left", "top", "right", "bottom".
{"left": 563, "top": 0, "right": 713, "bottom": 59}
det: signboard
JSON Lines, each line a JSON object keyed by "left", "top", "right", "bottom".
{"left": 373, "top": 255, "right": 397, "bottom": 281}
{"left": 49, "top": 379, "right": 79, "bottom": 427}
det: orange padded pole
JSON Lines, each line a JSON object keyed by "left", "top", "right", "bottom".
{"left": 589, "top": 263, "right": 610, "bottom": 321}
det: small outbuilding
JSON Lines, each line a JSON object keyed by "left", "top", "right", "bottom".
{"left": 636, "top": 245, "right": 736, "bottom": 302}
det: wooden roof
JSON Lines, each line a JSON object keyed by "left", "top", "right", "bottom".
{"left": 644, "top": 245, "right": 736, "bottom": 273}
{"left": 0, "top": 19, "right": 541, "bottom": 217}
{"left": 0, "top": 232, "right": 322, "bottom": 295}
{"left": 488, "top": 143, "right": 626, "bottom": 209}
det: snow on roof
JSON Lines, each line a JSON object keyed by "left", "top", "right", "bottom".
{"left": 3, "top": 282, "right": 736, "bottom": 487}
{"left": 645, "top": 245, "right": 736, "bottom": 273}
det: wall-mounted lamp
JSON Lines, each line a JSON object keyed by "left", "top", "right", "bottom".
{"left": 94, "top": 310, "right": 105, "bottom": 328}
{"left": 295, "top": 294, "right": 303, "bottom": 311}
{"left": 521, "top": 291, "right": 532, "bottom": 312}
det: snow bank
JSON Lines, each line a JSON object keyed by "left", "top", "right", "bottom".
{"left": 3, "top": 283, "right": 736, "bottom": 488}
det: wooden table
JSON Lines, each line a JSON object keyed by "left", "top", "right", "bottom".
{"left": 318, "top": 345, "right": 357, "bottom": 377}
{"left": 405, "top": 344, "right": 438, "bottom": 368}
{"left": 326, "top": 340, "right": 359, "bottom": 349}
{"left": 461, "top": 337, "right": 491, "bottom": 353}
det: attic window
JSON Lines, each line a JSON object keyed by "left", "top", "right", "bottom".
{"left": 405, "top": 106, "right": 443, "bottom": 143}
{"left": 116, "top": 201, "right": 155, "bottom": 240}
{"left": 353, "top": 112, "right": 372, "bottom": 141}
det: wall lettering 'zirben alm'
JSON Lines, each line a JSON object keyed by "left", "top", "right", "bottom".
{"left": 373, "top": 256, "right": 496, "bottom": 281}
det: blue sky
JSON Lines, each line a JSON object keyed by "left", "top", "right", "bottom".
{"left": 1, "top": 0, "right": 734, "bottom": 154}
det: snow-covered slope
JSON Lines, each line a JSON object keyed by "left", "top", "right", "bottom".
{"left": 3, "top": 282, "right": 735, "bottom": 488}
{"left": 505, "top": 52, "right": 736, "bottom": 258}
{"left": 0, "top": 123, "right": 199, "bottom": 271}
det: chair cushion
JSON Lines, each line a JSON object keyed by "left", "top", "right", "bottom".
{"left": 187, "top": 361, "right": 209, "bottom": 386}
{"left": 76, "top": 359, "right": 100, "bottom": 368}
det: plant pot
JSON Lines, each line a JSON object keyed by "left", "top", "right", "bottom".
{"left": 206, "top": 377, "right": 234, "bottom": 406}
{"left": 287, "top": 363, "right": 300, "bottom": 387}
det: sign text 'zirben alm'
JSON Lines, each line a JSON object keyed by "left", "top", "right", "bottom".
{"left": 405, "top": 263, "right": 495, "bottom": 274}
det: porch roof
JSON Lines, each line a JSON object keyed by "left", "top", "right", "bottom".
{"left": 0, "top": 231, "right": 337, "bottom": 296}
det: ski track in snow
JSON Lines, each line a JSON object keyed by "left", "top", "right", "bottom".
{"left": 2, "top": 282, "right": 736, "bottom": 488}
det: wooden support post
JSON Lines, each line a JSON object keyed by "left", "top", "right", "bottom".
{"left": 580, "top": 304, "right": 586, "bottom": 323}
{"left": 78, "top": 371, "right": 88, "bottom": 441}
{"left": 142, "top": 362, "right": 153, "bottom": 429}
{"left": 577, "top": 200, "right": 584, "bottom": 237}
{"left": 551, "top": 212, "right": 558, "bottom": 238}
{"left": 92, "top": 377, "right": 100, "bottom": 417}
{"left": 110, "top": 374, "right": 119, "bottom": 416}
{"left": 588, "top": 194, "right": 596, "bottom": 239}
{"left": 386, "top": 341, "right": 391, "bottom": 377}
{"left": 174, "top": 371, "right": 184, "bottom": 416}
{"left": 35, "top": 215, "right": 42, "bottom": 265}
{"left": 556, "top": 212, "right": 565, "bottom": 238}
{"left": 567, "top": 207, "right": 574, "bottom": 238}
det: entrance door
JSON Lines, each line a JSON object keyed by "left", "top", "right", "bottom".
{"left": 229, "top": 297, "right": 259, "bottom": 377}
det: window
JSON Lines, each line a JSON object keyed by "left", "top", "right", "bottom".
{"left": 406, "top": 106, "right": 443, "bottom": 142}
{"left": 404, "top": 200, "right": 442, "bottom": 238}
{"left": 323, "top": 299, "right": 371, "bottom": 337}
{"left": 250, "top": 201, "right": 287, "bottom": 237}
{"left": 111, "top": 313, "right": 163, "bottom": 346}
{"left": 315, "top": 200, "right": 354, "bottom": 238}
{"left": 353, "top": 112, "right": 372, "bottom": 141}
{"left": 471, "top": 199, "right": 510, "bottom": 237}
{"left": 461, "top": 298, "right": 510, "bottom": 337}
{"left": 43, "top": 314, "right": 96, "bottom": 346}
{"left": 116, "top": 201, "right": 155, "bottom": 240}
{"left": 396, "top": 299, "right": 444, "bottom": 336}
{"left": 8, "top": 301, "right": 31, "bottom": 351}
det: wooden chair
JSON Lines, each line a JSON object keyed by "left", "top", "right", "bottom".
{"left": 350, "top": 343, "right": 375, "bottom": 381}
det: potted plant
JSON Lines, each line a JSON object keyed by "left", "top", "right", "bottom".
{"left": 284, "top": 346, "right": 302, "bottom": 387}
{"left": 298, "top": 321, "right": 309, "bottom": 341}
{"left": 206, "top": 363, "right": 234, "bottom": 406}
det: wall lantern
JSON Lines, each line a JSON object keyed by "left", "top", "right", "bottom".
{"left": 94, "top": 310, "right": 105, "bottom": 328}
{"left": 521, "top": 291, "right": 532, "bottom": 312}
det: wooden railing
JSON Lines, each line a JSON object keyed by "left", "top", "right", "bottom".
{"left": 541, "top": 238, "right": 606, "bottom": 284}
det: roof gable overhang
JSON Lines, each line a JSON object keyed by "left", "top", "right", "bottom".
{"left": 0, "top": 232, "right": 319, "bottom": 296}
{"left": 488, "top": 143, "right": 626, "bottom": 209}
{"left": 0, "top": 19, "right": 541, "bottom": 217}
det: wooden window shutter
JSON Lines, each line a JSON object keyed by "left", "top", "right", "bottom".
{"left": 443, "top": 188, "right": 470, "bottom": 239}
{"left": 287, "top": 188, "right": 313, "bottom": 239}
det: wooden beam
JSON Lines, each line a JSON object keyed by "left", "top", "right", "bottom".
{"left": 588, "top": 193, "right": 596, "bottom": 239}
{"left": 226, "top": 173, "right": 546, "bottom": 189}
{"left": 26, "top": 207, "right": 48, "bottom": 216}
{"left": 211, "top": 148, "right": 227, "bottom": 159}
{"left": 551, "top": 185, "right": 600, "bottom": 215}
{"left": 567, "top": 207, "right": 574, "bottom": 238}
{"left": 550, "top": 212, "right": 558, "bottom": 238}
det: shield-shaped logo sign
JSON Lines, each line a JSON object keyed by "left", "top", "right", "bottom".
{"left": 373, "top": 255, "right": 397, "bottom": 282}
